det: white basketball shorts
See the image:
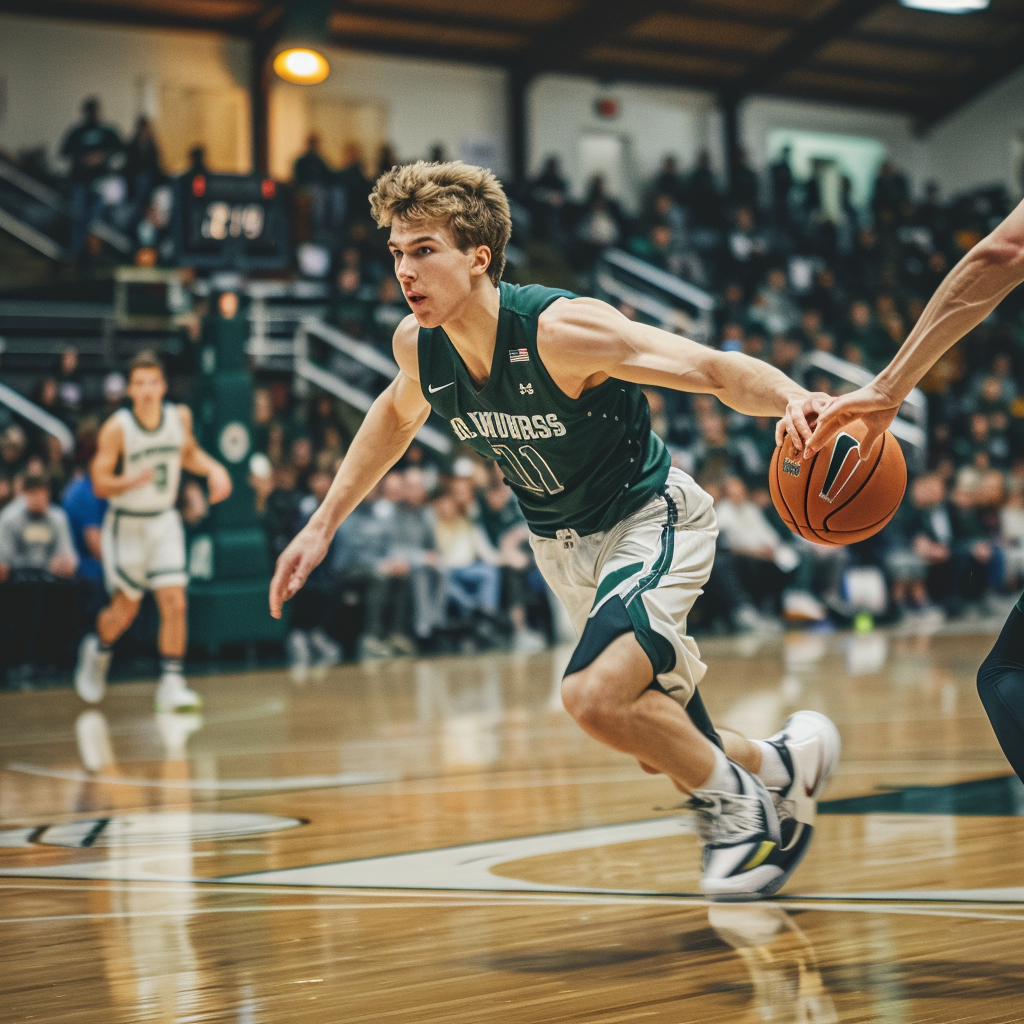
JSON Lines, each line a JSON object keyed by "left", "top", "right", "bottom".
{"left": 102, "top": 507, "right": 188, "bottom": 601}
{"left": 530, "top": 467, "right": 718, "bottom": 706}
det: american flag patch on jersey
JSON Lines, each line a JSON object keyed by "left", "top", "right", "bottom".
{"left": 509, "top": 348, "right": 530, "bottom": 363}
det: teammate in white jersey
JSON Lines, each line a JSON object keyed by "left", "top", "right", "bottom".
{"left": 74, "top": 351, "right": 232, "bottom": 711}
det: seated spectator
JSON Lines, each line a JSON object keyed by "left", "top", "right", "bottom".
{"left": 370, "top": 277, "right": 409, "bottom": 349}
{"left": 332, "top": 483, "right": 414, "bottom": 659}
{"left": 749, "top": 268, "right": 800, "bottom": 338}
{"left": 478, "top": 469, "right": 547, "bottom": 652}
{"left": 897, "top": 474, "right": 991, "bottom": 617}
{"left": 0, "top": 426, "right": 30, "bottom": 480}
{"left": 62, "top": 471, "right": 106, "bottom": 616}
{"left": 57, "top": 347, "right": 84, "bottom": 421}
{"left": 725, "top": 207, "right": 767, "bottom": 290}
{"left": 286, "top": 468, "right": 343, "bottom": 672}
{"left": 0, "top": 475, "right": 79, "bottom": 681}
{"left": 713, "top": 476, "right": 825, "bottom": 621}
{"left": 841, "top": 300, "right": 889, "bottom": 370}
{"left": 433, "top": 488, "right": 501, "bottom": 637}
{"left": 390, "top": 467, "right": 445, "bottom": 647}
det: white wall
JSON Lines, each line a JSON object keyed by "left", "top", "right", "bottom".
{"left": 925, "top": 64, "right": 1024, "bottom": 201}
{"left": 0, "top": 14, "right": 251, "bottom": 173}
{"left": 741, "top": 96, "right": 929, "bottom": 198}
{"left": 527, "top": 74, "right": 722, "bottom": 213}
{"left": 272, "top": 48, "right": 508, "bottom": 179}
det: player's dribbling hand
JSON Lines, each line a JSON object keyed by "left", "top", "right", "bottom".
{"left": 269, "top": 525, "right": 331, "bottom": 619}
{"left": 126, "top": 467, "right": 155, "bottom": 490}
{"left": 804, "top": 383, "right": 901, "bottom": 462}
{"left": 775, "top": 392, "right": 833, "bottom": 452}
{"left": 207, "top": 463, "right": 233, "bottom": 505}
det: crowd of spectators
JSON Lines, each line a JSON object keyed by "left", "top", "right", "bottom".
{"left": 3, "top": 136, "right": 1024, "bottom": 684}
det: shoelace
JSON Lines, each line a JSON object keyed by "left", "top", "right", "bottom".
{"left": 685, "top": 790, "right": 766, "bottom": 845}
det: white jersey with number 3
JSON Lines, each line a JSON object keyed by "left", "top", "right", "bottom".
{"left": 109, "top": 404, "right": 185, "bottom": 514}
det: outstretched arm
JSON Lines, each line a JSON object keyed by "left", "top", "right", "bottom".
{"left": 538, "top": 297, "right": 829, "bottom": 450}
{"left": 91, "top": 417, "right": 152, "bottom": 498}
{"left": 807, "top": 197, "right": 1024, "bottom": 459}
{"left": 178, "top": 406, "right": 233, "bottom": 504}
{"left": 269, "top": 316, "right": 430, "bottom": 618}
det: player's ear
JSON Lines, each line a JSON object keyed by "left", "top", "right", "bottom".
{"left": 469, "top": 245, "right": 492, "bottom": 278}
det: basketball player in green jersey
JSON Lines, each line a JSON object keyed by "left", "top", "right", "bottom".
{"left": 270, "top": 161, "right": 841, "bottom": 899}
{"left": 806, "top": 195, "right": 1024, "bottom": 787}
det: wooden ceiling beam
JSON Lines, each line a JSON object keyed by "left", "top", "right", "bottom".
{"left": 851, "top": 28, "right": 993, "bottom": 55}
{"left": 0, "top": 0, "right": 256, "bottom": 35}
{"left": 917, "top": 28, "right": 1024, "bottom": 130}
{"left": 518, "top": 0, "right": 670, "bottom": 74}
{"left": 330, "top": 2, "right": 541, "bottom": 36}
{"left": 325, "top": 29, "right": 516, "bottom": 67}
{"left": 723, "top": 0, "right": 891, "bottom": 100}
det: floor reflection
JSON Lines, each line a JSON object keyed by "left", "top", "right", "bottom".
{"left": 708, "top": 904, "right": 837, "bottom": 1023}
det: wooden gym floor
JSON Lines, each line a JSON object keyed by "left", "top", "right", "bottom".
{"left": 3, "top": 625, "right": 1024, "bottom": 1023}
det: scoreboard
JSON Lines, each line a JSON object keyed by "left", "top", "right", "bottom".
{"left": 171, "top": 173, "right": 290, "bottom": 271}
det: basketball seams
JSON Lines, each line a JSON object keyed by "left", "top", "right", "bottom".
{"left": 820, "top": 431, "right": 888, "bottom": 533}
{"left": 770, "top": 427, "right": 907, "bottom": 546}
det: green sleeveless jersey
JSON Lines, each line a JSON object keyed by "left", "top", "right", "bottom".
{"left": 417, "top": 282, "right": 671, "bottom": 538}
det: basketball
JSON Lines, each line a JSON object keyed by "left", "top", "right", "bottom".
{"left": 769, "top": 420, "right": 907, "bottom": 546}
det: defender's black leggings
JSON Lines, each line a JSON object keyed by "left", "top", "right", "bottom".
{"left": 977, "top": 604, "right": 1024, "bottom": 782}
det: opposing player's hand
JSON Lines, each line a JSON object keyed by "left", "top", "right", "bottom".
{"left": 775, "top": 392, "right": 833, "bottom": 452}
{"left": 805, "top": 383, "right": 901, "bottom": 462}
{"left": 269, "top": 524, "right": 331, "bottom": 619}
{"left": 206, "top": 463, "right": 233, "bottom": 504}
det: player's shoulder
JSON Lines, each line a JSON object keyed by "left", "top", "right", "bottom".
{"left": 392, "top": 314, "right": 421, "bottom": 380}
{"left": 174, "top": 403, "right": 194, "bottom": 430}
{"left": 537, "top": 295, "right": 622, "bottom": 350}
{"left": 98, "top": 408, "right": 127, "bottom": 441}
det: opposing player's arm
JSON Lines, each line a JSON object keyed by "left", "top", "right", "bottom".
{"left": 178, "top": 405, "right": 232, "bottom": 504}
{"left": 539, "top": 297, "right": 830, "bottom": 449}
{"left": 269, "top": 315, "right": 431, "bottom": 617}
{"left": 808, "top": 196, "right": 1024, "bottom": 459}
{"left": 91, "top": 417, "right": 152, "bottom": 498}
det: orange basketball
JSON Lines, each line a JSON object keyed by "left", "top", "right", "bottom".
{"left": 769, "top": 420, "right": 907, "bottom": 546}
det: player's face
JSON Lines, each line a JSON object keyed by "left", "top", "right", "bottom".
{"left": 388, "top": 217, "right": 491, "bottom": 327}
{"left": 127, "top": 367, "right": 167, "bottom": 411}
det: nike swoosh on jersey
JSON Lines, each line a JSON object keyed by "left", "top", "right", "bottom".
{"left": 428, "top": 382, "right": 455, "bottom": 393}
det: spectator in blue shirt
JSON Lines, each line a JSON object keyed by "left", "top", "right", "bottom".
{"left": 62, "top": 471, "right": 107, "bottom": 613}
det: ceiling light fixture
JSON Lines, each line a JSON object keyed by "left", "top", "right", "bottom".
{"left": 273, "top": 47, "right": 329, "bottom": 85}
{"left": 899, "top": 0, "right": 989, "bottom": 13}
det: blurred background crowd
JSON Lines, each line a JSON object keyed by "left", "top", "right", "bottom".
{"left": 3, "top": 105, "right": 1024, "bottom": 685}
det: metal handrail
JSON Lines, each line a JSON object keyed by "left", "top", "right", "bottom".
{"left": 793, "top": 350, "right": 928, "bottom": 458}
{"left": 293, "top": 320, "right": 451, "bottom": 455}
{"left": 601, "top": 248, "right": 717, "bottom": 312}
{"left": 0, "top": 380, "right": 75, "bottom": 455}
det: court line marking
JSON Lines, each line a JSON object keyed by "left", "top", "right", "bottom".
{"left": 6, "top": 813, "right": 1024, "bottom": 909}
{"left": 5, "top": 762, "right": 395, "bottom": 791}
{"left": 3, "top": 900, "right": 1024, "bottom": 927}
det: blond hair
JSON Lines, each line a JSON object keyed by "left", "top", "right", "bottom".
{"left": 370, "top": 161, "right": 511, "bottom": 286}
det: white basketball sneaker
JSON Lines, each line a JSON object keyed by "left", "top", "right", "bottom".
{"left": 154, "top": 673, "right": 203, "bottom": 713}
{"left": 760, "top": 711, "right": 842, "bottom": 889}
{"left": 74, "top": 633, "right": 112, "bottom": 704}
{"left": 688, "top": 764, "right": 784, "bottom": 900}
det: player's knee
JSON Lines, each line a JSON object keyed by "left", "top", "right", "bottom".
{"left": 157, "top": 587, "right": 186, "bottom": 618}
{"left": 561, "top": 669, "right": 623, "bottom": 736}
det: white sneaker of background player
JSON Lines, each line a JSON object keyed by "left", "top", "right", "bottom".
{"left": 688, "top": 764, "right": 784, "bottom": 900}
{"left": 74, "top": 633, "right": 112, "bottom": 704}
{"left": 154, "top": 673, "right": 203, "bottom": 713}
